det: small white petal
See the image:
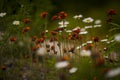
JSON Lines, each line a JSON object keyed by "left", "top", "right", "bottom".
{"left": 79, "top": 31, "right": 88, "bottom": 34}
{"left": 94, "top": 25, "right": 102, "bottom": 28}
{"left": 13, "top": 20, "right": 20, "bottom": 25}
{"left": 114, "top": 34, "right": 120, "bottom": 42}
{"left": 55, "top": 61, "right": 69, "bottom": 69}
{"left": 95, "top": 20, "right": 101, "bottom": 24}
{"left": 83, "top": 17, "right": 94, "bottom": 23}
{"left": 101, "top": 39, "right": 108, "bottom": 42}
{"left": 87, "top": 41, "right": 93, "bottom": 43}
{"left": 69, "top": 67, "right": 78, "bottom": 73}
{"left": 36, "top": 47, "right": 46, "bottom": 56}
{"left": 80, "top": 50, "right": 91, "bottom": 57}
{"left": 106, "top": 67, "right": 120, "bottom": 78}
{"left": 85, "top": 26, "right": 92, "bottom": 29}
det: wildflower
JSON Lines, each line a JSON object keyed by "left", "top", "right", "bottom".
{"left": 31, "top": 45, "right": 41, "bottom": 51}
{"left": 58, "top": 20, "right": 69, "bottom": 28}
{"left": 87, "top": 41, "right": 93, "bottom": 44}
{"left": 36, "top": 38, "right": 45, "bottom": 44}
{"left": 69, "top": 67, "right": 78, "bottom": 74}
{"left": 114, "top": 34, "right": 120, "bottom": 42}
{"left": 76, "top": 46, "right": 81, "bottom": 50}
{"left": 0, "top": 12, "right": 7, "bottom": 17}
{"left": 72, "top": 27, "right": 80, "bottom": 34}
{"left": 101, "top": 39, "right": 108, "bottom": 42}
{"left": 58, "top": 11, "right": 68, "bottom": 19}
{"left": 40, "top": 11, "right": 48, "bottom": 18}
{"left": 94, "top": 24, "right": 102, "bottom": 28}
{"left": 51, "top": 31, "right": 58, "bottom": 35}
{"left": 69, "top": 47, "right": 75, "bottom": 53}
{"left": 83, "top": 17, "right": 94, "bottom": 23}
{"left": 106, "top": 67, "right": 120, "bottom": 78}
{"left": 66, "top": 30, "right": 72, "bottom": 33}
{"left": 36, "top": 47, "right": 46, "bottom": 56}
{"left": 31, "top": 36, "right": 37, "bottom": 41}
{"left": 107, "top": 9, "right": 117, "bottom": 16}
{"left": 22, "top": 26, "right": 30, "bottom": 33}
{"left": 85, "top": 26, "right": 92, "bottom": 29}
{"left": 13, "top": 20, "right": 20, "bottom": 25}
{"left": 52, "top": 15, "right": 58, "bottom": 20}
{"left": 62, "top": 55, "right": 69, "bottom": 61}
{"left": 10, "top": 37, "right": 16, "bottom": 42}
{"left": 23, "top": 18, "right": 30, "bottom": 24}
{"left": 55, "top": 61, "right": 69, "bottom": 69}
{"left": 73, "top": 14, "right": 83, "bottom": 19}
{"left": 79, "top": 31, "right": 88, "bottom": 34}
{"left": 95, "top": 19, "right": 101, "bottom": 24}
{"left": 92, "top": 36, "right": 99, "bottom": 42}
{"left": 80, "top": 49, "right": 91, "bottom": 56}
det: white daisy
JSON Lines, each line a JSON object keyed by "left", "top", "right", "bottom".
{"left": 55, "top": 61, "right": 69, "bottom": 69}
{"left": 114, "top": 34, "right": 120, "bottom": 42}
{"left": 94, "top": 25, "right": 102, "bottom": 28}
{"left": 79, "top": 31, "right": 88, "bottom": 34}
{"left": 72, "top": 26, "right": 80, "bottom": 31}
{"left": 73, "top": 14, "right": 83, "bottom": 19}
{"left": 80, "top": 50, "right": 91, "bottom": 57}
{"left": 69, "top": 67, "right": 78, "bottom": 74}
{"left": 101, "top": 39, "right": 108, "bottom": 42}
{"left": 95, "top": 19, "right": 101, "bottom": 24}
{"left": 87, "top": 41, "right": 93, "bottom": 44}
{"left": 106, "top": 67, "right": 120, "bottom": 78}
{"left": 0, "top": 12, "right": 7, "bottom": 17}
{"left": 83, "top": 17, "right": 94, "bottom": 23}
{"left": 76, "top": 46, "right": 82, "bottom": 49}
{"left": 85, "top": 26, "right": 92, "bottom": 29}
{"left": 58, "top": 21, "right": 69, "bottom": 25}
{"left": 36, "top": 47, "right": 46, "bottom": 56}
{"left": 66, "top": 30, "right": 72, "bottom": 33}
{"left": 13, "top": 20, "right": 20, "bottom": 25}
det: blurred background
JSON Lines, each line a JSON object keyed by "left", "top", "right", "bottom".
{"left": 0, "top": 0, "right": 120, "bottom": 35}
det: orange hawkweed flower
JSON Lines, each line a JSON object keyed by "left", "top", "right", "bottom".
{"left": 58, "top": 11, "right": 68, "bottom": 19}
{"left": 62, "top": 56, "right": 69, "bottom": 61}
{"left": 52, "top": 15, "right": 58, "bottom": 20}
{"left": 23, "top": 18, "right": 30, "bottom": 24}
{"left": 10, "top": 37, "right": 16, "bottom": 42}
{"left": 22, "top": 26, "right": 30, "bottom": 33}
{"left": 92, "top": 36, "right": 99, "bottom": 42}
{"left": 36, "top": 38, "right": 45, "bottom": 44}
{"left": 31, "top": 36, "right": 37, "bottom": 41}
{"left": 50, "top": 37, "right": 58, "bottom": 42}
{"left": 31, "top": 44, "right": 41, "bottom": 51}
{"left": 51, "top": 45, "right": 55, "bottom": 50}
{"left": 51, "top": 30, "right": 58, "bottom": 35}
{"left": 107, "top": 9, "right": 117, "bottom": 15}
{"left": 40, "top": 12, "right": 48, "bottom": 18}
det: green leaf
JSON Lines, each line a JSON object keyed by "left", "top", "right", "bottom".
{"left": 109, "top": 27, "right": 120, "bottom": 32}
{"left": 109, "top": 22, "right": 120, "bottom": 28}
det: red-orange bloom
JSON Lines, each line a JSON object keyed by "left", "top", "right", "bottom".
{"left": 22, "top": 26, "right": 30, "bottom": 33}
{"left": 10, "top": 37, "right": 17, "bottom": 42}
{"left": 58, "top": 11, "right": 68, "bottom": 19}
{"left": 23, "top": 18, "right": 30, "bottom": 24}
{"left": 31, "top": 36, "right": 37, "bottom": 41}
{"left": 40, "top": 12, "right": 48, "bottom": 18}
{"left": 51, "top": 30, "right": 58, "bottom": 35}
{"left": 107, "top": 9, "right": 117, "bottom": 15}
{"left": 52, "top": 15, "right": 58, "bottom": 20}
{"left": 36, "top": 38, "right": 45, "bottom": 44}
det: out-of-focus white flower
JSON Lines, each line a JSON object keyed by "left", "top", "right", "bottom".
{"left": 69, "top": 67, "right": 78, "bottom": 74}
{"left": 0, "top": 12, "right": 7, "bottom": 17}
{"left": 79, "top": 31, "right": 88, "bottom": 34}
{"left": 55, "top": 61, "right": 69, "bottom": 69}
{"left": 45, "top": 30, "right": 48, "bottom": 33}
{"left": 83, "top": 17, "right": 94, "bottom": 23}
{"left": 72, "top": 26, "right": 80, "bottom": 31}
{"left": 18, "top": 41, "right": 24, "bottom": 47}
{"left": 66, "top": 30, "right": 72, "bottom": 33}
{"left": 94, "top": 25, "right": 102, "bottom": 28}
{"left": 80, "top": 50, "right": 91, "bottom": 56}
{"left": 81, "top": 28, "right": 86, "bottom": 32}
{"left": 114, "top": 34, "right": 120, "bottom": 42}
{"left": 85, "top": 26, "right": 92, "bottom": 29}
{"left": 81, "top": 43, "right": 87, "bottom": 46}
{"left": 106, "top": 67, "right": 120, "bottom": 78}
{"left": 101, "top": 39, "right": 108, "bottom": 42}
{"left": 76, "top": 46, "right": 82, "bottom": 49}
{"left": 36, "top": 47, "right": 46, "bottom": 56}
{"left": 13, "top": 20, "right": 20, "bottom": 25}
{"left": 73, "top": 14, "right": 83, "bottom": 19}
{"left": 59, "top": 24, "right": 67, "bottom": 28}
{"left": 95, "top": 19, "right": 101, "bottom": 24}
{"left": 58, "top": 21, "right": 69, "bottom": 25}
{"left": 87, "top": 41, "right": 93, "bottom": 44}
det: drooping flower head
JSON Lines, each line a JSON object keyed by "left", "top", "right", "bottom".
{"left": 58, "top": 11, "right": 68, "bottom": 19}
{"left": 40, "top": 11, "right": 48, "bottom": 18}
